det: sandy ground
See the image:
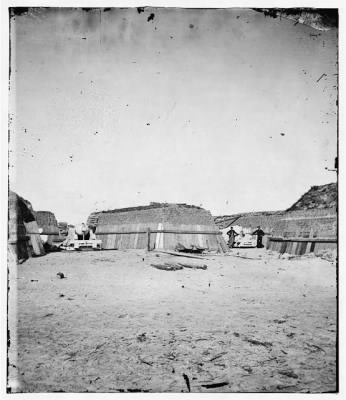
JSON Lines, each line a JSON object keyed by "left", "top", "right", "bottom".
{"left": 7, "top": 248, "right": 337, "bottom": 393}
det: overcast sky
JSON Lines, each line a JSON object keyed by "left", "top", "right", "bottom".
{"left": 9, "top": 7, "right": 338, "bottom": 224}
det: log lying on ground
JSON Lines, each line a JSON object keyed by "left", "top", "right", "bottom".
{"left": 151, "top": 262, "right": 207, "bottom": 271}
{"left": 152, "top": 250, "right": 214, "bottom": 260}
{"left": 151, "top": 263, "right": 183, "bottom": 271}
{"left": 177, "top": 262, "right": 207, "bottom": 270}
{"left": 201, "top": 381, "right": 229, "bottom": 389}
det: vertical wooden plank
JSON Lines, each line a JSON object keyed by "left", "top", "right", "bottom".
{"left": 103, "top": 232, "right": 108, "bottom": 249}
{"left": 310, "top": 242, "right": 316, "bottom": 253}
{"left": 192, "top": 224, "right": 198, "bottom": 248}
{"left": 305, "top": 242, "right": 311, "bottom": 253}
{"left": 291, "top": 242, "right": 298, "bottom": 255}
{"left": 112, "top": 233, "right": 117, "bottom": 249}
{"left": 156, "top": 223, "right": 163, "bottom": 249}
{"left": 104, "top": 233, "right": 109, "bottom": 249}
{"left": 176, "top": 224, "right": 183, "bottom": 250}
{"left": 139, "top": 230, "right": 145, "bottom": 249}
{"left": 146, "top": 228, "right": 151, "bottom": 251}
{"left": 216, "top": 233, "right": 224, "bottom": 254}
{"left": 300, "top": 242, "right": 307, "bottom": 255}
{"left": 198, "top": 225, "right": 205, "bottom": 249}
{"left": 125, "top": 228, "right": 130, "bottom": 249}
{"left": 164, "top": 223, "right": 170, "bottom": 249}
{"left": 24, "top": 221, "right": 45, "bottom": 256}
{"left": 187, "top": 225, "right": 192, "bottom": 249}
{"left": 120, "top": 226, "right": 126, "bottom": 250}
{"left": 134, "top": 225, "right": 139, "bottom": 249}
{"left": 138, "top": 225, "right": 145, "bottom": 249}
{"left": 104, "top": 232, "right": 109, "bottom": 249}
{"left": 118, "top": 230, "right": 123, "bottom": 250}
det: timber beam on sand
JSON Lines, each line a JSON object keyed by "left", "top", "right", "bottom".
{"left": 269, "top": 237, "right": 337, "bottom": 243}
{"left": 92, "top": 230, "right": 223, "bottom": 235}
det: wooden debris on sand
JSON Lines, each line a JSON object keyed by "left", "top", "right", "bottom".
{"left": 245, "top": 338, "right": 273, "bottom": 348}
{"left": 153, "top": 249, "right": 213, "bottom": 260}
{"left": 177, "top": 262, "right": 207, "bottom": 270}
{"left": 201, "top": 381, "right": 229, "bottom": 389}
{"left": 150, "top": 263, "right": 183, "bottom": 271}
{"left": 209, "top": 351, "right": 228, "bottom": 362}
{"left": 150, "top": 261, "right": 207, "bottom": 271}
{"left": 182, "top": 373, "right": 191, "bottom": 392}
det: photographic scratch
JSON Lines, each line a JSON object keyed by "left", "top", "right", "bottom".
{"left": 317, "top": 73, "right": 327, "bottom": 83}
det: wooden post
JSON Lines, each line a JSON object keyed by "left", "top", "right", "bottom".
{"left": 216, "top": 235, "right": 225, "bottom": 255}
{"left": 146, "top": 228, "right": 151, "bottom": 252}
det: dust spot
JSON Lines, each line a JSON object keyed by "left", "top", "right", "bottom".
{"left": 147, "top": 13, "right": 155, "bottom": 22}
{"left": 189, "top": 23, "right": 194, "bottom": 29}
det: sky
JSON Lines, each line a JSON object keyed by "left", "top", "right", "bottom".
{"left": 8, "top": 7, "right": 338, "bottom": 224}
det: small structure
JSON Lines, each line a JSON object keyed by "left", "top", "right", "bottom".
{"left": 88, "top": 203, "right": 228, "bottom": 252}
{"left": 267, "top": 183, "right": 337, "bottom": 256}
{"left": 8, "top": 191, "right": 45, "bottom": 263}
{"left": 35, "top": 211, "right": 60, "bottom": 245}
{"left": 60, "top": 223, "right": 102, "bottom": 250}
{"left": 215, "top": 183, "right": 337, "bottom": 256}
{"left": 267, "top": 208, "right": 337, "bottom": 256}
{"left": 215, "top": 210, "right": 284, "bottom": 248}
{"left": 58, "top": 221, "right": 69, "bottom": 237}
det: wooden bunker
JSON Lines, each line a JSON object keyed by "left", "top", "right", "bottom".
{"left": 215, "top": 210, "right": 285, "bottom": 247}
{"left": 267, "top": 207, "right": 337, "bottom": 256}
{"left": 267, "top": 183, "right": 337, "bottom": 256}
{"left": 34, "top": 211, "right": 60, "bottom": 244}
{"left": 88, "top": 203, "right": 228, "bottom": 252}
{"left": 215, "top": 183, "right": 337, "bottom": 256}
{"left": 8, "top": 191, "right": 45, "bottom": 263}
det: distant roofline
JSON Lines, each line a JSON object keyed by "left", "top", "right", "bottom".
{"left": 214, "top": 210, "right": 285, "bottom": 220}
{"left": 95, "top": 202, "right": 204, "bottom": 215}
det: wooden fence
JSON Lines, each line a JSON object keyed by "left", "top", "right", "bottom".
{"left": 267, "top": 236, "right": 337, "bottom": 256}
